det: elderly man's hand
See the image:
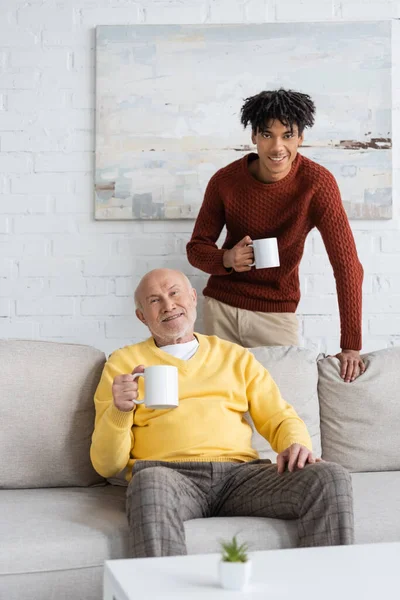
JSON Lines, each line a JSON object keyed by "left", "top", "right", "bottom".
{"left": 277, "top": 443, "right": 323, "bottom": 474}
{"left": 335, "top": 349, "right": 366, "bottom": 383}
{"left": 112, "top": 365, "right": 145, "bottom": 412}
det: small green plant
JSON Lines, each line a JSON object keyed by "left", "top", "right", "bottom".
{"left": 220, "top": 535, "right": 249, "bottom": 563}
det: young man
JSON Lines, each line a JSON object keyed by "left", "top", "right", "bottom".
{"left": 186, "top": 89, "right": 365, "bottom": 383}
{"left": 90, "top": 268, "right": 354, "bottom": 558}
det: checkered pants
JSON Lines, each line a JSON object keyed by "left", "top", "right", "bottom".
{"left": 126, "top": 460, "right": 354, "bottom": 558}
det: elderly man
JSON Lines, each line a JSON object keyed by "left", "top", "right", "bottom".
{"left": 90, "top": 268, "right": 354, "bottom": 558}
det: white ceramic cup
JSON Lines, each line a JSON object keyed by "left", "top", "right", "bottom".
{"left": 249, "top": 237, "right": 280, "bottom": 269}
{"left": 132, "top": 365, "right": 179, "bottom": 410}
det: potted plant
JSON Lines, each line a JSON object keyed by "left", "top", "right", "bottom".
{"left": 218, "top": 535, "right": 252, "bottom": 591}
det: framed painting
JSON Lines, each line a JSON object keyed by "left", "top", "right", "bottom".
{"left": 95, "top": 22, "right": 392, "bottom": 220}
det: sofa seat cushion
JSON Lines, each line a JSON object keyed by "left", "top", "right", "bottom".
{"left": 0, "top": 340, "right": 106, "bottom": 488}
{"left": 185, "top": 516, "right": 297, "bottom": 554}
{"left": 352, "top": 471, "right": 400, "bottom": 544}
{"left": 0, "top": 486, "right": 129, "bottom": 576}
{"left": 248, "top": 346, "right": 321, "bottom": 460}
{"left": 318, "top": 347, "right": 400, "bottom": 471}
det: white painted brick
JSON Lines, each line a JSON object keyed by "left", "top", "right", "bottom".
{"left": 0, "top": 319, "right": 38, "bottom": 339}
{"left": 0, "top": 114, "right": 33, "bottom": 131}
{"left": 0, "top": 72, "right": 40, "bottom": 90}
{"left": 81, "top": 296, "right": 135, "bottom": 316}
{"left": 0, "top": 300, "right": 11, "bottom": 317}
{"left": 142, "top": 220, "right": 195, "bottom": 234}
{"left": 49, "top": 277, "right": 86, "bottom": 296}
{"left": 17, "top": 6, "right": 76, "bottom": 29}
{"left": 381, "top": 233, "right": 400, "bottom": 254}
{"left": 72, "top": 90, "right": 95, "bottom": 110}
{"left": 362, "top": 254, "right": 400, "bottom": 274}
{"left": 0, "top": 154, "right": 32, "bottom": 173}
{"left": 117, "top": 237, "right": 179, "bottom": 256}
{"left": 303, "top": 316, "right": 339, "bottom": 337}
{"left": 70, "top": 49, "right": 95, "bottom": 71}
{"left": 145, "top": 256, "right": 199, "bottom": 276}
{"left": 19, "top": 258, "right": 81, "bottom": 277}
{"left": 78, "top": 215, "right": 143, "bottom": 234}
{"left": 39, "top": 318, "right": 101, "bottom": 338}
{"left": 80, "top": 5, "right": 142, "bottom": 26}
{"left": 276, "top": 0, "right": 334, "bottom": 21}
{"left": 17, "top": 297, "right": 75, "bottom": 316}
{"left": 10, "top": 49, "right": 70, "bottom": 69}
{"left": 373, "top": 275, "right": 400, "bottom": 294}
{"left": 0, "top": 238, "right": 49, "bottom": 258}
{"left": 0, "top": 195, "right": 50, "bottom": 214}
{"left": 0, "top": 257, "right": 14, "bottom": 277}
{"left": 340, "top": 2, "right": 395, "bottom": 19}
{"left": 144, "top": 2, "right": 207, "bottom": 24}
{"left": 34, "top": 152, "right": 93, "bottom": 173}
{"left": 244, "top": 0, "right": 268, "bottom": 22}
{"left": 66, "top": 132, "right": 93, "bottom": 152}
{"left": 53, "top": 235, "right": 112, "bottom": 256}
{"left": 86, "top": 278, "right": 115, "bottom": 296}
{"left": 115, "top": 277, "right": 140, "bottom": 297}
{"left": 105, "top": 317, "right": 148, "bottom": 339}
{"left": 0, "top": 28, "right": 38, "bottom": 48}
{"left": 0, "top": 278, "right": 48, "bottom": 299}
{"left": 14, "top": 216, "right": 77, "bottom": 234}
{"left": 42, "top": 30, "right": 92, "bottom": 48}
{"left": 83, "top": 258, "right": 144, "bottom": 277}
{"left": 369, "top": 317, "right": 400, "bottom": 336}
{"left": 1, "top": 131, "right": 67, "bottom": 152}
{"left": 208, "top": 0, "right": 245, "bottom": 22}
{"left": 363, "top": 294, "right": 400, "bottom": 314}
{"left": 0, "top": 218, "right": 10, "bottom": 234}
{"left": 359, "top": 338, "right": 389, "bottom": 353}
{"left": 11, "top": 174, "right": 73, "bottom": 194}
{"left": 55, "top": 194, "right": 92, "bottom": 214}
{"left": 9, "top": 90, "right": 68, "bottom": 112}
{"left": 297, "top": 294, "right": 338, "bottom": 314}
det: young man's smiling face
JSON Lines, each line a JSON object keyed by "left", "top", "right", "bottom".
{"left": 251, "top": 119, "right": 304, "bottom": 183}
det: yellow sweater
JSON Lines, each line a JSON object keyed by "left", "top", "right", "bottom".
{"left": 90, "top": 334, "right": 312, "bottom": 480}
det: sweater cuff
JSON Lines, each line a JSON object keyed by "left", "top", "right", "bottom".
{"left": 340, "top": 333, "right": 362, "bottom": 352}
{"left": 107, "top": 403, "right": 134, "bottom": 429}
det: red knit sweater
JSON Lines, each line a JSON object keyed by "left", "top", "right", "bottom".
{"left": 187, "top": 153, "right": 363, "bottom": 351}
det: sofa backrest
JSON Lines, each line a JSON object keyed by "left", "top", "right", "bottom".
{"left": 0, "top": 340, "right": 106, "bottom": 489}
{"left": 318, "top": 346, "right": 400, "bottom": 472}
{"left": 248, "top": 346, "right": 321, "bottom": 461}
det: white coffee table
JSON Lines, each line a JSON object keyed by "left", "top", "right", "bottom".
{"left": 104, "top": 542, "right": 400, "bottom": 599}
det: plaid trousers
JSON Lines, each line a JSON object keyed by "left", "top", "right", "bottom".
{"left": 126, "top": 460, "right": 354, "bottom": 558}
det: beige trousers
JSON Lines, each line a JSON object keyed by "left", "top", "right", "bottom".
{"left": 203, "top": 296, "right": 299, "bottom": 347}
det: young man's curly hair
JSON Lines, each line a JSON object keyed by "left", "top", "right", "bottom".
{"left": 240, "top": 89, "right": 316, "bottom": 135}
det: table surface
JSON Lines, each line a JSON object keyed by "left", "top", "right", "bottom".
{"left": 104, "top": 541, "right": 400, "bottom": 599}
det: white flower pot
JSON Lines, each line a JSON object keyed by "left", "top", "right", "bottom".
{"left": 219, "top": 559, "right": 252, "bottom": 591}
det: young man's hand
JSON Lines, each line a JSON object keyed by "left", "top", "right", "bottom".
{"left": 223, "top": 236, "right": 254, "bottom": 272}
{"left": 335, "top": 349, "right": 366, "bottom": 383}
{"left": 277, "top": 443, "right": 323, "bottom": 474}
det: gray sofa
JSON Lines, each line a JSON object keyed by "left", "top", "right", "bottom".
{"left": 1, "top": 339, "right": 399, "bottom": 600}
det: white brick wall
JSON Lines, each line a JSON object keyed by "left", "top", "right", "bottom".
{"left": 0, "top": 0, "right": 399, "bottom": 356}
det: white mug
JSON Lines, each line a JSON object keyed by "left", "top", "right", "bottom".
{"left": 249, "top": 237, "right": 280, "bottom": 269}
{"left": 132, "top": 365, "right": 179, "bottom": 410}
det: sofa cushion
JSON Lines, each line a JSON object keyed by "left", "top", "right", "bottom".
{"left": 318, "top": 346, "right": 400, "bottom": 472}
{"left": 352, "top": 471, "right": 400, "bottom": 544}
{"left": 0, "top": 486, "right": 129, "bottom": 577}
{"left": 0, "top": 340, "right": 106, "bottom": 488}
{"left": 248, "top": 346, "right": 321, "bottom": 461}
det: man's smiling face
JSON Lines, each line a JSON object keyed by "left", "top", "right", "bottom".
{"left": 135, "top": 269, "right": 197, "bottom": 346}
{"left": 251, "top": 119, "right": 304, "bottom": 183}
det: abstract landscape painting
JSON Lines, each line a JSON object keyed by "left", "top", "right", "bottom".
{"left": 95, "top": 22, "right": 392, "bottom": 220}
